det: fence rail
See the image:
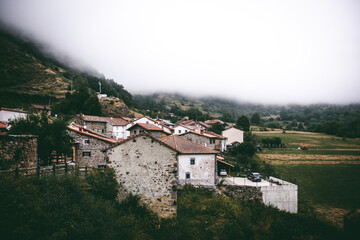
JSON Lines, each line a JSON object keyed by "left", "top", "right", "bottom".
{"left": 0, "top": 163, "right": 98, "bottom": 178}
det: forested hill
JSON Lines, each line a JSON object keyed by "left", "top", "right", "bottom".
{"left": 0, "top": 26, "right": 133, "bottom": 108}
{"left": 134, "top": 93, "right": 360, "bottom": 138}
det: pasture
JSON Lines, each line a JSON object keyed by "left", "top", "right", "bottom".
{"left": 253, "top": 130, "right": 360, "bottom": 227}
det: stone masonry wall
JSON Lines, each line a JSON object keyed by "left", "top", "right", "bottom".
{"left": 106, "top": 135, "right": 178, "bottom": 218}
{"left": 0, "top": 135, "right": 38, "bottom": 170}
{"left": 67, "top": 131, "right": 112, "bottom": 167}
{"left": 224, "top": 185, "right": 263, "bottom": 202}
{"left": 179, "top": 133, "right": 213, "bottom": 149}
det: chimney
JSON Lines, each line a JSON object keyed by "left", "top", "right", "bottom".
{"left": 146, "top": 121, "right": 150, "bottom": 128}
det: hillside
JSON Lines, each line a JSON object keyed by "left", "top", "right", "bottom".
{"left": 0, "top": 27, "right": 133, "bottom": 112}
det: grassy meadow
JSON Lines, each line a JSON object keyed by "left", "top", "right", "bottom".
{"left": 253, "top": 130, "right": 360, "bottom": 227}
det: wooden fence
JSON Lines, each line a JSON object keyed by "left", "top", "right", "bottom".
{"left": 0, "top": 163, "right": 98, "bottom": 178}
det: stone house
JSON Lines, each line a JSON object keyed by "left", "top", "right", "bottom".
{"left": 162, "top": 135, "right": 219, "bottom": 186}
{"left": 0, "top": 107, "right": 27, "bottom": 123}
{"left": 67, "top": 123, "right": 118, "bottom": 167}
{"left": 28, "top": 104, "right": 51, "bottom": 116}
{"left": 178, "top": 131, "right": 227, "bottom": 152}
{"left": 128, "top": 123, "right": 169, "bottom": 140}
{"left": 103, "top": 133, "right": 179, "bottom": 218}
{"left": 126, "top": 116, "right": 173, "bottom": 134}
{"left": 71, "top": 114, "right": 129, "bottom": 139}
{"left": 222, "top": 127, "right": 244, "bottom": 147}
{"left": 0, "top": 135, "right": 38, "bottom": 170}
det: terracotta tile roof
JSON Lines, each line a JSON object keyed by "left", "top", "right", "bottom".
{"left": 162, "top": 135, "right": 219, "bottom": 154}
{"left": 0, "top": 121, "right": 7, "bottom": 129}
{"left": 0, "top": 107, "right": 27, "bottom": 114}
{"left": 67, "top": 123, "right": 118, "bottom": 144}
{"left": 30, "top": 104, "right": 51, "bottom": 110}
{"left": 121, "top": 117, "right": 133, "bottom": 122}
{"left": 182, "top": 120, "right": 196, "bottom": 126}
{"left": 102, "top": 132, "right": 180, "bottom": 153}
{"left": 128, "top": 123, "right": 165, "bottom": 132}
{"left": 81, "top": 115, "right": 127, "bottom": 126}
{"left": 217, "top": 156, "right": 234, "bottom": 167}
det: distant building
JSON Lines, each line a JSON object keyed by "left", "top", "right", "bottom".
{"left": 128, "top": 122, "right": 169, "bottom": 140}
{"left": 0, "top": 107, "right": 27, "bottom": 123}
{"left": 178, "top": 131, "right": 227, "bottom": 152}
{"left": 126, "top": 116, "right": 173, "bottom": 134}
{"left": 222, "top": 127, "right": 244, "bottom": 147}
{"left": 28, "top": 104, "right": 51, "bottom": 116}
{"left": 67, "top": 123, "right": 118, "bottom": 167}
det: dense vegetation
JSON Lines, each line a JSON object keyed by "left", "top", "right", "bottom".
{"left": 8, "top": 113, "right": 72, "bottom": 166}
{"left": 0, "top": 170, "right": 342, "bottom": 240}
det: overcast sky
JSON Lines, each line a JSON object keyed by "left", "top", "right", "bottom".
{"left": 1, "top": 0, "right": 359, "bottom": 104}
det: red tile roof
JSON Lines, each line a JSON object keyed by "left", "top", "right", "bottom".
{"left": 30, "top": 104, "right": 51, "bottom": 110}
{"left": 217, "top": 156, "right": 234, "bottom": 167}
{"left": 162, "top": 135, "right": 219, "bottom": 154}
{"left": 102, "top": 132, "right": 180, "bottom": 153}
{"left": 81, "top": 115, "right": 128, "bottom": 126}
{"left": 0, "top": 107, "right": 27, "bottom": 114}
{"left": 128, "top": 123, "right": 165, "bottom": 132}
{"left": 0, "top": 121, "right": 7, "bottom": 129}
{"left": 67, "top": 123, "right": 118, "bottom": 144}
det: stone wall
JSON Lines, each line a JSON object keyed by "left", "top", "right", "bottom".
{"left": 67, "top": 131, "right": 112, "bottom": 167}
{"left": 84, "top": 121, "right": 108, "bottom": 136}
{"left": 0, "top": 135, "right": 38, "bottom": 170}
{"left": 179, "top": 133, "right": 213, "bottom": 148}
{"left": 106, "top": 135, "right": 178, "bottom": 218}
{"left": 224, "top": 185, "right": 263, "bottom": 202}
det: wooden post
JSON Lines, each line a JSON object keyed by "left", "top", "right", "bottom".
{"left": 85, "top": 166, "right": 88, "bottom": 177}
{"left": 15, "top": 167, "right": 19, "bottom": 177}
{"left": 65, "top": 162, "right": 68, "bottom": 173}
{"left": 36, "top": 165, "right": 40, "bottom": 178}
{"left": 52, "top": 164, "right": 56, "bottom": 175}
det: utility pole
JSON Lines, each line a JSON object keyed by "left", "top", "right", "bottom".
{"left": 98, "top": 81, "right": 101, "bottom": 94}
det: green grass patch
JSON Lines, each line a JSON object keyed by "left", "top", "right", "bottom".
{"left": 274, "top": 164, "right": 360, "bottom": 210}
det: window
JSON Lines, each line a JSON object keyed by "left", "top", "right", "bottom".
{"left": 178, "top": 130, "right": 181, "bottom": 133}
{"left": 210, "top": 139, "right": 215, "bottom": 144}
{"left": 134, "top": 130, "right": 137, "bottom": 134}
{"left": 84, "top": 139, "right": 90, "bottom": 145}
{"left": 190, "top": 158, "right": 195, "bottom": 165}
{"left": 186, "top": 172, "right": 190, "bottom": 179}
{"left": 82, "top": 151, "right": 91, "bottom": 157}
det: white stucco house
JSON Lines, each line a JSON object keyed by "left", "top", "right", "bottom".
{"left": 162, "top": 135, "right": 219, "bottom": 186}
{"left": 222, "top": 127, "right": 244, "bottom": 146}
{"left": 0, "top": 107, "right": 27, "bottom": 123}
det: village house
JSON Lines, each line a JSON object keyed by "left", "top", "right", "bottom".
{"left": 126, "top": 116, "right": 173, "bottom": 134}
{"left": 71, "top": 114, "right": 129, "bottom": 139}
{"left": 103, "top": 133, "right": 179, "bottom": 218}
{"left": 222, "top": 127, "right": 244, "bottom": 147}
{"left": 127, "top": 122, "right": 169, "bottom": 140}
{"left": 28, "top": 104, "right": 51, "bottom": 116}
{"left": 0, "top": 107, "right": 27, "bottom": 123}
{"left": 178, "top": 130, "right": 227, "bottom": 152}
{"left": 162, "top": 135, "right": 219, "bottom": 186}
{"left": 67, "top": 123, "right": 118, "bottom": 167}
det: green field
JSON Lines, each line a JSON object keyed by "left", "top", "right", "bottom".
{"left": 253, "top": 130, "right": 360, "bottom": 227}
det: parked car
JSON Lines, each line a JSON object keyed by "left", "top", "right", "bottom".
{"left": 219, "top": 169, "right": 228, "bottom": 176}
{"left": 248, "top": 172, "right": 262, "bottom": 182}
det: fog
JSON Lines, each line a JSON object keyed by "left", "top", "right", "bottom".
{"left": 1, "top": 0, "right": 359, "bottom": 104}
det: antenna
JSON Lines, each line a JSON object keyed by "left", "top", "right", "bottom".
{"left": 98, "top": 81, "right": 101, "bottom": 94}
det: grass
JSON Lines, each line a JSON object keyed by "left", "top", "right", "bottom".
{"left": 253, "top": 130, "right": 360, "bottom": 227}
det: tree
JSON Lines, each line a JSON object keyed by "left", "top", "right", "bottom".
{"left": 9, "top": 113, "right": 72, "bottom": 165}
{"left": 221, "top": 112, "right": 234, "bottom": 123}
{"left": 250, "top": 112, "right": 261, "bottom": 125}
{"left": 84, "top": 94, "right": 102, "bottom": 115}
{"left": 236, "top": 115, "right": 250, "bottom": 131}
{"left": 207, "top": 122, "right": 225, "bottom": 135}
